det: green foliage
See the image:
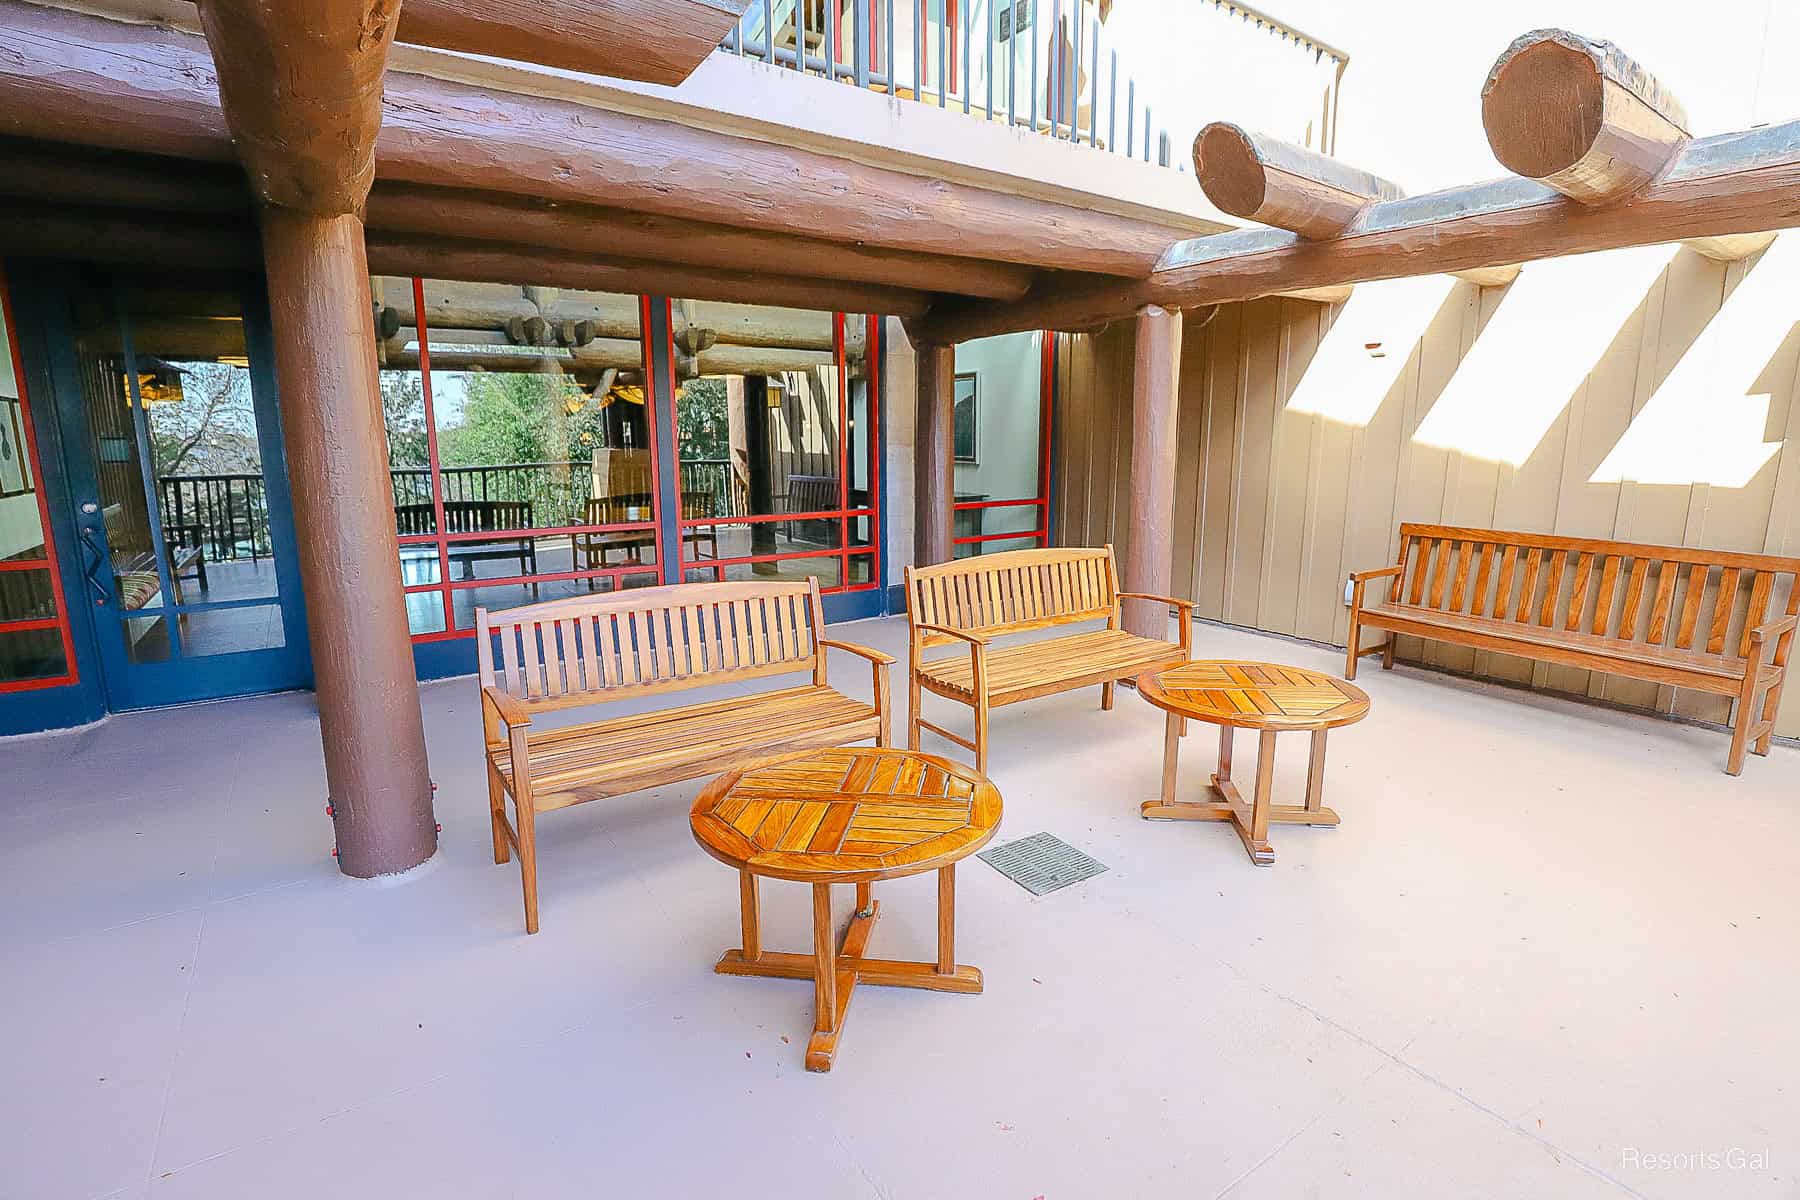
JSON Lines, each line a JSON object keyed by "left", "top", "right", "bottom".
{"left": 679, "top": 376, "right": 730, "bottom": 461}
{"left": 380, "top": 371, "right": 430, "bottom": 467}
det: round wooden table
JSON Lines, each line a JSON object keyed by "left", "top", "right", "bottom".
{"left": 690, "top": 746, "right": 1002, "bottom": 1072}
{"left": 1135, "top": 660, "right": 1370, "bottom": 866}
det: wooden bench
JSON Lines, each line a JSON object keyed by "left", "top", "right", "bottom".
{"left": 1346, "top": 524, "right": 1799, "bottom": 775}
{"left": 904, "top": 545, "right": 1192, "bottom": 772}
{"left": 395, "top": 499, "right": 537, "bottom": 582}
{"left": 476, "top": 578, "right": 894, "bottom": 933}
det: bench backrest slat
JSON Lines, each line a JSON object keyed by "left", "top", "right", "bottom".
{"left": 475, "top": 578, "right": 826, "bottom": 713}
{"left": 1388, "top": 524, "right": 1800, "bottom": 666}
{"left": 905, "top": 545, "right": 1120, "bottom": 646}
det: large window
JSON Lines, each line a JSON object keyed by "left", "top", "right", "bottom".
{"left": 0, "top": 266, "right": 77, "bottom": 689}
{"left": 376, "top": 277, "right": 663, "bottom": 639}
{"left": 673, "top": 304, "right": 880, "bottom": 592}
{"left": 952, "top": 330, "right": 1051, "bottom": 556}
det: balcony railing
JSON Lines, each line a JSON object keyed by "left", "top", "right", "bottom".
{"left": 718, "top": 0, "right": 1347, "bottom": 168}
{"left": 160, "top": 461, "right": 751, "bottom": 563}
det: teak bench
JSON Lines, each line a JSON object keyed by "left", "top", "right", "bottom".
{"left": 476, "top": 579, "right": 894, "bottom": 932}
{"left": 1347, "top": 523, "right": 1799, "bottom": 775}
{"left": 904, "top": 545, "right": 1192, "bottom": 772}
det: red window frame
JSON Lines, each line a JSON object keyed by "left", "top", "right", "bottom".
{"left": 671, "top": 306, "right": 882, "bottom": 594}
{"left": 0, "top": 264, "right": 79, "bottom": 693}
{"left": 951, "top": 331, "right": 1053, "bottom": 555}
{"left": 392, "top": 278, "right": 666, "bottom": 643}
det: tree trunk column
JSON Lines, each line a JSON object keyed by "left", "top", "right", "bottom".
{"left": 261, "top": 208, "right": 437, "bottom": 877}
{"left": 914, "top": 341, "right": 956, "bottom": 566}
{"left": 1124, "top": 304, "right": 1183, "bottom": 640}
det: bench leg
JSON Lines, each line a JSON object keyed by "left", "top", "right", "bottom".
{"left": 1728, "top": 671, "right": 1759, "bottom": 776}
{"left": 1345, "top": 615, "right": 1361, "bottom": 680}
{"left": 907, "top": 674, "right": 922, "bottom": 751}
{"left": 1382, "top": 638, "right": 1396, "bottom": 670}
{"left": 488, "top": 770, "right": 509, "bottom": 865}
{"left": 974, "top": 700, "right": 990, "bottom": 776}
{"left": 516, "top": 799, "right": 540, "bottom": 935}
{"left": 1755, "top": 682, "right": 1780, "bottom": 756}
{"left": 1101, "top": 681, "right": 1115, "bottom": 711}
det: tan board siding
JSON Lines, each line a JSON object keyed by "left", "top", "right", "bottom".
{"left": 1054, "top": 247, "right": 1800, "bottom": 738}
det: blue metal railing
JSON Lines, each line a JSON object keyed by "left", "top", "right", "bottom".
{"left": 718, "top": 0, "right": 1347, "bottom": 169}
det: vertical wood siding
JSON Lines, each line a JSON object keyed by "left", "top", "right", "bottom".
{"left": 1054, "top": 248, "right": 1800, "bottom": 737}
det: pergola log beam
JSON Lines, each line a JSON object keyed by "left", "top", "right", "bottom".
{"left": 921, "top": 118, "right": 1800, "bottom": 341}
{"left": 363, "top": 187, "right": 1035, "bottom": 301}
{"left": 365, "top": 235, "right": 933, "bottom": 318}
{"left": 1194, "top": 123, "right": 1403, "bottom": 239}
{"left": 1451, "top": 265, "right": 1523, "bottom": 288}
{"left": 1482, "top": 29, "right": 1688, "bottom": 205}
{"left": 393, "top": 0, "right": 747, "bottom": 86}
{"left": 0, "top": 3, "right": 1197, "bottom": 277}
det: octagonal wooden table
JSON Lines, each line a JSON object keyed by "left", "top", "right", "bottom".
{"left": 690, "top": 746, "right": 1002, "bottom": 1072}
{"left": 1136, "top": 661, "right": 1370, "bottom": 865}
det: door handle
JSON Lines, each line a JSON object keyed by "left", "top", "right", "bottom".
{"left": 77, "top": 525, "right": 110, "bottom": 607}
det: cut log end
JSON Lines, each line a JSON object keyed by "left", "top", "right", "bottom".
{"left": 1482, "top": 29, "right": 1688, "bottom": 205}
{"left": 1194, "top": 124, "right": 1266, "bottom": 220}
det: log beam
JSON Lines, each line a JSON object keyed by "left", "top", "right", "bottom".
{"left": 363, "top": 186, "right": 1036, "bottom": 301}
{"left": 1123, "top": 305, "right": 1183, "bottom": 640}
{"left": 1482, "top": 29, "right": 1688, "bottom": 205}
{"left": 1681, "top": 232, "right": 1778, "bottom": 262}
{"left": 915, "top": 343, "right": 956, "bottom": 566}
{"left": 1194, "top": 123, "right": 1403, "bottom": 239}
{"left": 395, "top": 0, "right": 746, "bottom": 87}
{"left": 921, "top": 118, "right": 1800, "bottom": 340}
{"left": 0, "top": 2, "right": 1195, "bottom": 277}
{"left": 1450, "top": 265, "right": 1523, "bottom": 288}
{"left": 364, "top": 234, "right": 933, "bottom": 318}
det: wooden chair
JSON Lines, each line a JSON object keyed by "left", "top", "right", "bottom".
{"left": 578, "top": 492, "right": 720, "bottom": 582}
{"left": 476, "top": 578, "right": 894, "bottom": 932}
{"left": 1347, "top": 523, "right": 1799, "bottom": 775}
{"left": 903, "top": 544, "right": 1192, "bottom": 772}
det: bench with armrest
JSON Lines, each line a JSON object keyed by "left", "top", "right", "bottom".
{"left": 1346, "top": 523, "right": 1798, "bottom": 775}
{"left": 904, "top": 544, "right": 1192, "bottom": 772}
{"left": 477, "top": 578, "right": 893, "bottom": 933}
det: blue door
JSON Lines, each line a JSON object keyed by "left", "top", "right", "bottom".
{"left": 42, "top": 271, "right": 311, "bottom": 710}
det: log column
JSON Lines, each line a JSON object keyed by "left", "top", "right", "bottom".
{"left": 1123, "top": 305, "right": 1183, "bottom": 640}
{"left": 262, "top": 210, "right": 437, "bottom": 876}
{"left": 914, "top": 341, "right": 956, "bottom": 566}
{"left": 195, "top": 0, "right": 436, "bottom": 877}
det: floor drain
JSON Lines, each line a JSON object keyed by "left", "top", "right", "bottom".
{"left": 978, "top": 832, "right": 1108, "bottom": 896}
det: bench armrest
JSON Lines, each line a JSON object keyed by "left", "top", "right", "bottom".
{"left": 1350, "top": 565, "right": 1403, "bottom": 584}
{"left": 481, "top": 685, "right": 533, "bottom": 731}
{"left": 911, "top": 623, "right": 991, "bottom": 647}
{"left": 1749, "top": 612, "right": 1798, "bottom": 648}
{"left": 1117, "top": 591, "right": 1194, "bottom": 615}
{"left": 818, "top": 639, "right": 897, "bottom": 666}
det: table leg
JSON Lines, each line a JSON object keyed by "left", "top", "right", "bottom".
{"left": 1159, "top": 711, "right": 1181, "bottom": 804}
{"left": 1218, "top": 725, "right": 1234, "bottom": 782}
{"left": 937, "top": 864, "right": 956, "bottom": 974}
{"left": 739, "top": 870, "right": 761, "bottom": 963}
{"left": 1305, "top": 729, "right": 1327, "bottom": 815}
{"left": 855, "top": 881, "right": 873, "bottom": 916}
{"left": 1250, "top": 730, "right": 1275, "bottom": 845}
{"left": 812, "top": 883, "right": 836, "bottom": 1037}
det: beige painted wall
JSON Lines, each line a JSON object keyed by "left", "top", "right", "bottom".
{"left": 1054, "top": 242, "right": 1800, "bottom": 738}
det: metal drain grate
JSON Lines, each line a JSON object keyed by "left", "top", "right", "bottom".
{"left": 978, "top": 832, "right": 1108, "bottom": 896}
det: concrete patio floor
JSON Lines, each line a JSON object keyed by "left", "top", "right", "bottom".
{"left": 4, "top": 616, "right": 1795, "bottom": 1200}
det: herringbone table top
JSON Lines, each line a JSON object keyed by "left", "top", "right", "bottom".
{"left": 1136, "top": 660, "right": 1371, "bottom": 730}
{"left": 691, "top": 747, "right": 1002, "bottom": 883}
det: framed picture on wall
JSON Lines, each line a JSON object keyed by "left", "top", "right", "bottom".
{"left": 953, "top": 372, "right": 978, "bottom": 464}
{"left": 0, "top": 397, "right": 29, "bottom": 498}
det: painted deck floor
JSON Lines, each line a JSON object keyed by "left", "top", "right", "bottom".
{"left": 3, "top": 616, "right": 1796, "bottom": 1200}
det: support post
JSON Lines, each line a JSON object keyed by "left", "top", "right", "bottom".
{"left": 1123, "top": 304, "right": 1182, "bottom": 639}
{"left": 914, "top": 341, "right": 956, "bottom": 566}
{"left": 261, "top": 208, "right": 437, "bottom": 877}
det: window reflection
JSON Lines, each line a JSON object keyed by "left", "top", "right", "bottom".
{"left": 953, "top": 331, "right": 1048, "bottom": 556}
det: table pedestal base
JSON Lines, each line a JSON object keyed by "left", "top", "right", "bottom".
{"left": 1140, "top": 719, "right": 1339, "bottom": 866}
{"left": 713, "top": 868, "right": 980, "bottom": 1071}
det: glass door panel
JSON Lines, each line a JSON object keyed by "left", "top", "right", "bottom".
{"left": 61, "top": 276, "right": 308, "bottom": 706}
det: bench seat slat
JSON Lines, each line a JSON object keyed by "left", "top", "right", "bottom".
{"left": 1361, "top": 603, "right": 1760, "bottom": 691}
{"left": 918, "top": 628, "right": 1185, "bottom": 705}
